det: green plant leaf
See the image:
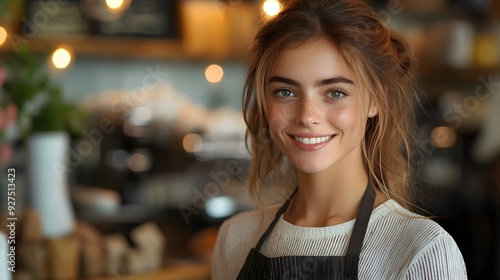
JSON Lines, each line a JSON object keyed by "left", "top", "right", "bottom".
{"left": 2, "top": 45, "right": 87, "bottom": 136}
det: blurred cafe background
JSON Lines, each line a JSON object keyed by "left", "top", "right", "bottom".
{"left": 0, "top": 0, "right": 499, "bottom": 279}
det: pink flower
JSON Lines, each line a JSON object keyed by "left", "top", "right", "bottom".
{"left": 0, "top": 103, "right": 17, "bottom": 130}
{"left": 0, "top": 143, "right": 12, "bottom": 168}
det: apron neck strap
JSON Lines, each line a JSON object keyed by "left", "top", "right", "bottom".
{"left": 345, "top": 183, "right": 376, "bottom": 280}
{"left": 254, "top": 183, "right": 376, "bottom": 258}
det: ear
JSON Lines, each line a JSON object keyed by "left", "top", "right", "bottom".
{"left": 368, "top": 101, "right": 378, "bottom": 118}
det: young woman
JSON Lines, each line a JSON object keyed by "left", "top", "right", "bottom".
{"left": 212, "top": 0, "right": 467, "bottom": 279}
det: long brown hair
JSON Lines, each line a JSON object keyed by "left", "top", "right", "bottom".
{"left": 243, "top": 0, "right": 421, "bottom": 209}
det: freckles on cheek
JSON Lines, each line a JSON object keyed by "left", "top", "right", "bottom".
{"left": 267, "top": 104, "right": 288, "bottom": 130}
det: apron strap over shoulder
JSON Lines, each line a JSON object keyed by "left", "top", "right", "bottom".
{"left": 345, "top": 184, "right": 376, "bottom": 280}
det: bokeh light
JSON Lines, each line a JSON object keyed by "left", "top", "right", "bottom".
{"left": 263, "top": 0, "right": 281, "bottom": 16}
{"left": 106, "top": 0, "right": 124, "bottom": 10}
{"left": 128, "top": 150, "right": 151, "bottom": 172}
{"left": 0, "top": 27, "right": 7, "bottom": 46}
{"left": 183, "top": 134, "right": 203, "bottom": 153}
{"left": 431, "top": 126, "right": 457, "bottom": 148}
{"left": 51, "top": 48, "right": 72, "bottom": 69}
{"left": 205, "top": 196, "right": 237, "bottom": 219}
{"left": 205, "top": 64, "right": 224, "bottom": 83}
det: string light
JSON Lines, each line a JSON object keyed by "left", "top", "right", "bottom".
{"left": 263, "top": 0, "right": 281, "bottom": 16}
{"left": 51, "top": 47, "right": 72, "bottom": 69}
{"left": 106, "top": 0, "right": 124, "bottom": 10}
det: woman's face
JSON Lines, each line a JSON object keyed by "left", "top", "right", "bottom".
{"left": 265, "top": 37, "right": 377, "bottom": 174}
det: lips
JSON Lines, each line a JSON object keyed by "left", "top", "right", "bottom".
{"left": 293, "top": 135, "right": 333, "bottom": 145}
{"left": 289, "top": 134, "right": 335, "bottom": 151}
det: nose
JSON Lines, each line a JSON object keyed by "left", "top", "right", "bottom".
{"left": 295, "top": 97, "right": 321, "bottom": 127}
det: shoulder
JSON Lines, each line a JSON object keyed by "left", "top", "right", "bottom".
{"left": 369, "top": 200, "right": 452, "bottom": 245}
{"left": 211, "top": 205, "right": 280, "bottom": 280}
{"left": 361, "top": 200, "right": 467, "bottom": 279}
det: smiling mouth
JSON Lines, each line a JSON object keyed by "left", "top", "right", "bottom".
{"left": 293, "top": 135, "right": 334, "bottom": 145}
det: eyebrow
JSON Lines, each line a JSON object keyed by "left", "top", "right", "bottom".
{"left": 268, "top": 76, "right": 355, "bottom": 87}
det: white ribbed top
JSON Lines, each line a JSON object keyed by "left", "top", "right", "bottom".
{"left": 212, "top": 200, "right": 467, "bottom": 279}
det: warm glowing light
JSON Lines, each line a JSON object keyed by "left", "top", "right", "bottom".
{"left": 205, "top": 64, "right": 224, "bottom": 83}
{"left": 263, "top": 0, "right": 281, "bottom": 16}
{"left": 51, "top": 48, "right": 72, "bottom": 69}
{"left": 0, "top": 27, "right": 7, "bottom": 46}
{"left": 183, "top": 134, "right": 203, "bottom": 153}
{"left": 431, "top": 126, "right": 457, "bottom": 148}
{"left": 106, "top": 0, "right": 124, "bottom": 10}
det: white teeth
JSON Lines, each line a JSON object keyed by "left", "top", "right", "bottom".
{"left": 294, "top": 135, "right": 332, "bottom": 145}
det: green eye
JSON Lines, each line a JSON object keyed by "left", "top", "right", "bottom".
{"left": 328, "top": 89, "right": 347, "bottom": 99}
{"left": 276, "top": 89, "right": 295, "bottom": 97}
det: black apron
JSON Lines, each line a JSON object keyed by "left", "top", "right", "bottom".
{"left": 236, "top": 184, "right": 376, "bottom": 280}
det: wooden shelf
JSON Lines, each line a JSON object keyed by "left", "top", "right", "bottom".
{"left": 0, "top": 36, "right": 244, "bottom": 61}
{"left": 418, "top": 64, "right": 500, "bottom": 84}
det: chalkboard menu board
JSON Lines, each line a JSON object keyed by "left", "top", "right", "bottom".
{"left": 22, "top": 0, "right": 179, "bottom": 39}
{"left": 88, "top": 0, "right": 180, "bottom": 38}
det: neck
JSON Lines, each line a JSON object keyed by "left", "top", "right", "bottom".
{"left": 284, "top": 148, "right": 384, "bottom": 227}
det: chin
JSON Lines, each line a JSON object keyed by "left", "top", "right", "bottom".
{"left": 292, "top": 161, "right": 332, "bottom": 174}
